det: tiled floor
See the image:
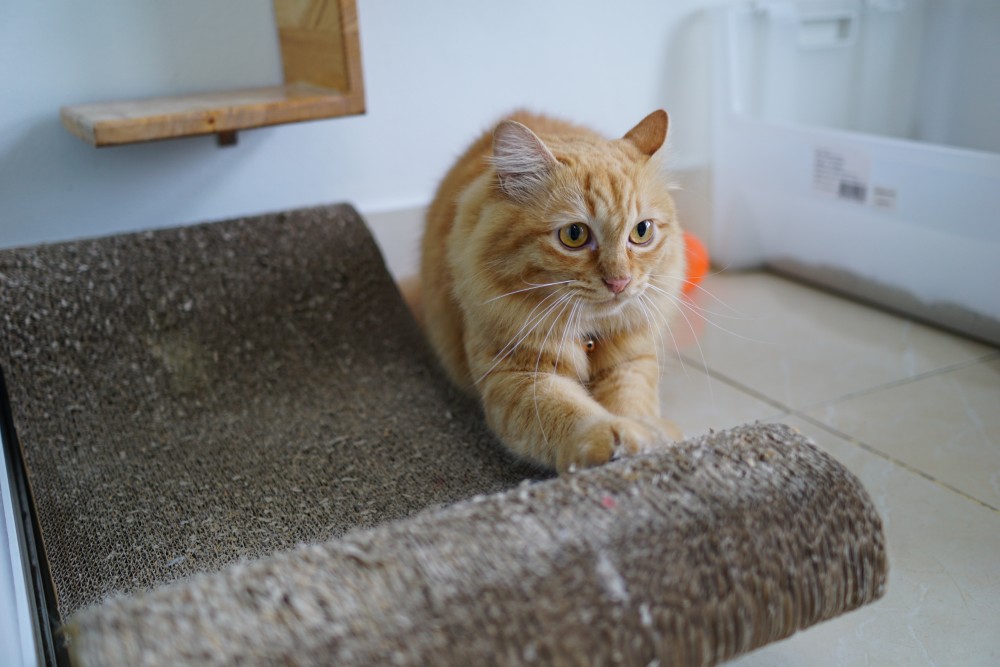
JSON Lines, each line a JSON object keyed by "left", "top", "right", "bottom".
{"left": 665, "top": 272, "right": 1000, "bottom": 666}
{"left": 368, "top": 207, "right": 1000, "bottom": 666}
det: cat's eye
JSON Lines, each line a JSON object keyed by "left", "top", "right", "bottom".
{"left": 558, "top": 223, "right": 591, "bottom": 249}
{"left": 629, "top": 220, "right": 654, "bottom": 245}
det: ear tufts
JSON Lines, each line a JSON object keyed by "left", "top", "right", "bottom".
{"left": 623, "top": 110, "right": 669, "bottom": 157}
{"left": 492, "top": 120, "right": 557, "bottom": 202}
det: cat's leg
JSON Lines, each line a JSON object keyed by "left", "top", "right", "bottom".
{"left": 478, "top": 370, "right": 657, "bottom": 471}
{"left": 474, "top": 343, "right": 665, "bottom": 471}
{"left": 586, "top": 327, "right": 682, "bottom": 441}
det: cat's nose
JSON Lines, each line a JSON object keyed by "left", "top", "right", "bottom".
{"left": 603, "top": 276, "right": 631, "bottom": 294}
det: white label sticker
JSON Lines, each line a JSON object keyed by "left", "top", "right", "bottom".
{"left": 814, "top": 146, "right": 870, "bottom": 204}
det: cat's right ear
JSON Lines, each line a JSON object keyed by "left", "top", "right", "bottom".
{"left": 492, "top": 121, "right": 557, "bottom": 202}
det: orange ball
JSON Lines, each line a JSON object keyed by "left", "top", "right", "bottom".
{"left": 683, "top": 231, "right": 710, "bottom": 295}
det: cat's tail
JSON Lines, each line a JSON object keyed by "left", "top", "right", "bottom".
{"left": 397, "top": 275, "right": 424, "bottom": 330}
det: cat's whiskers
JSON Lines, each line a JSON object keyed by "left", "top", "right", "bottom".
{"left": 553, "top": 298, "right": 583, "bottom": 380}
{"left": 642, "top": 283, "right": 715, "bottom": 400}
{"left": 636, "top": 287, "right": 681, "bottom": 362}
{"left": 474, "top": 290, "right": 573, "bottom": 386}
{"left": 539, "top": 298, "right": 583, "bottom": 449}
{"left": 648, "top": 272, "right": 753, "bottom": 320}
{"left": 633, "top": 294, "right": 665, "bottom": 376}
{"left": 643, "top": 290, "right": 686, "bottom": 375}
{"left": 487, "top": 288, "right": 567, "bottom": 362}
{"left": 483, "top": 279, "right": 576, "bottom": 305}
{"left": 646, "top": 282, "right": 766, "bottom": 345}
{"left": 532, "top": 295, "right": 577, "bottom": 446}
{"left": 640, "top": 292, "right": 716, "bottom": 408}
{"left": 475, "top": 291, "right": 570, "bottom": 386}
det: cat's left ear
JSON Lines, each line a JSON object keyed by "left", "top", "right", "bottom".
{"left": 492, "top": 120, "right": 557, "bottom": 202}
{"left": 623, "top": 110, "right": 669, "bottom": 157}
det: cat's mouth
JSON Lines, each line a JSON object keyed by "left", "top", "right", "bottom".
{"left": 565, "top": 277, "right": 645, "bottom": 315}
{"left": 579, "top": 283, "right": 649, "bottom": 316}
{"left": 597, "top": 282, "right": 643, "bottom": 301}
{"left": 585, "top": 292, "right": 633, "bottom": 314}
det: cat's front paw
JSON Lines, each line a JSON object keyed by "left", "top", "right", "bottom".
{"left": 633, "top": 415, "right": 683, "bottom": 447}
{"left": 559, "top": 416, "right": 671, "bottom": 472}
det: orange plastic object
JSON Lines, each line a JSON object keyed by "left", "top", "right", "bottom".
{"left": 683, "top": 231, "right": 710, "bottom": 295}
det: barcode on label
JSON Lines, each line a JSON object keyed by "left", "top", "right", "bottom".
{"left": 838, "top": 181, "right": 867, "bottom": 202}
{"left": 814, "top": 146, "right": 870, "bottom": 204}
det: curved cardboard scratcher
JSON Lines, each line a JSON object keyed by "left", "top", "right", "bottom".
{"left": 0, "top": 205, "right": 886, "bottom": 666}
{"left": 66, "top": 423, "right": 887, "bottom": 666}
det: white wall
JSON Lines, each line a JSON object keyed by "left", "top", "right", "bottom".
{"left": 0, "top": 0, "right": 727, "bottom": 250}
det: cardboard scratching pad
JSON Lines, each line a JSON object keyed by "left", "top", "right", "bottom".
{"left": 0, "top": 205, "right": 886, "bottom": 665}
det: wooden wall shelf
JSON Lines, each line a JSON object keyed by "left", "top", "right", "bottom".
{"left": 61, "top": 0, "right": 364, "bottom": 147}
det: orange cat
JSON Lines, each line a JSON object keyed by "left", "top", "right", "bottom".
{"left": 418, "top": 110, "right": 686, "bottom": 472}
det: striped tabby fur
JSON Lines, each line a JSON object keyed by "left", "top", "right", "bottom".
{"left": 417, "top": 110, "right": 686, "bottom": 471}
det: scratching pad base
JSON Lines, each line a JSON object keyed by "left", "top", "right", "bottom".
{"left": 0, "top": 205, "right": 887, "bottom": 665}
{"left": 0, "top": 205, "right": 540, "bottom": 619}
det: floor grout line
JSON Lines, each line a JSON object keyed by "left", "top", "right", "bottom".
{"left": 671, "top": 278, "right": 1000, "bottom": 516}
{"left": 794, "top": 350, "right": 1000, "bottom": 413}
{"left": 794, "top": 411, "right": 1000, "bottom": 515}
{"left": 675, "top": 353, "right": 795, "bottom": 416}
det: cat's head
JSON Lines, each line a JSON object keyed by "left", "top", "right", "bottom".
{"left": 480, "top": 110, "right": 686, "bottom": 331}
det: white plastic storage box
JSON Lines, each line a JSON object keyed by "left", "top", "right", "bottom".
{"left": 711, "top": 0, "right": 1000, "bottom": 344}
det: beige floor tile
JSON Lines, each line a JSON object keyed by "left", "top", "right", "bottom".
{"left": 805, "top": 359, "right": 1000, "bottom": 510}
{"left": 659, "top": 354, "right": 785, "bottom": 438}
{"left": 675, "top": 272, "right": 994, "bottom": 410}
{"left": 730, "top": 416, "right": 1000, "bottom": 667}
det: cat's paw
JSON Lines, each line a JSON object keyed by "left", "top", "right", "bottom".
{"left": 633, "top": 415, "right": 683, "bottom": 448}
{"left": 558, "top": 416, "right": 669, "bottom": 472}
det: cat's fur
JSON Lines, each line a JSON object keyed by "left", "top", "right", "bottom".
{"left": 417, "top": 110, "right": 686, "bottom": 472}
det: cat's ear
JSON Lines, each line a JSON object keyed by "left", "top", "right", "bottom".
{"left": 623, "top": 110, "right": 669, "bottom": 157}
{"left": 492, "top": 120, "right": 557, "bottom": 202}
